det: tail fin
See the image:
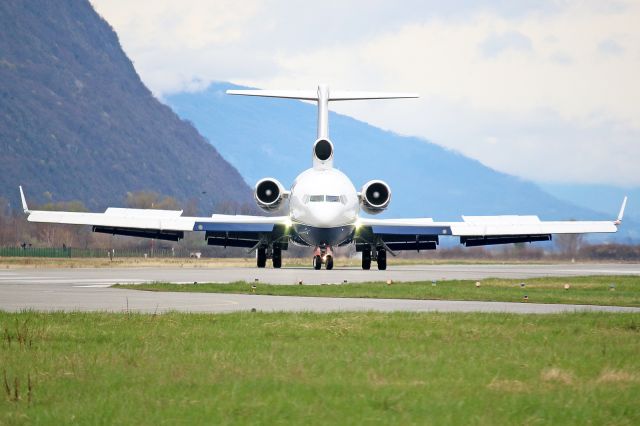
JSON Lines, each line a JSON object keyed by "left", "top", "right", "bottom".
{"left": 227, "top": 84, "right": 418, "bottom": 139}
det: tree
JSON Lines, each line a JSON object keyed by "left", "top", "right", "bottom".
{"left": 33, "top": 200, "right": 91, "bottom": 247}
{"left": 555, "top": 233, "right": 584, "bottom": 259}
{"left": 125, "top": 191, "right": 179, "bottom": 210}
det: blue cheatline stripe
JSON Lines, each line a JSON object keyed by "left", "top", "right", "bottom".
{"left": 192, "top": 222, "right": 275, "bottom": 232}
{"left": 371, "top": 225, "right": 452, "bottom": 236}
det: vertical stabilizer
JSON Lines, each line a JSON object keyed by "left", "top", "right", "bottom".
{"left": 316, "top": 84, "right": 329, "bottom": 139}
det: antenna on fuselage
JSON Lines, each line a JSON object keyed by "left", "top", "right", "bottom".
{"left": 226, "top": 85, "right": 419, "bottom": 140}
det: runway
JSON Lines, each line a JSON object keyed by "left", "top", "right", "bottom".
{"left": 1, "top": 263, "right": 639, "bottom": 314}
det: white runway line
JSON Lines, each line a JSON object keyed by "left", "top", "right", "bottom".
{"left": 5, "top": 278, "right": 147, "bottom": 283}
{"left": 0, "top": 276, "right": 57, "bottom": 280}
{"left": 560, "top": 269, "right": 640, "bottom": 275}
{"left": 73, "top": 284, "right": 112, "bottom": 288}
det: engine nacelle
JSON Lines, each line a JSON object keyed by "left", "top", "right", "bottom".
{"left": 254, "top": 178, "right": 287, "bottom": 212}
{"left": 360, "top": 180, "right": 391, "bottom": 214}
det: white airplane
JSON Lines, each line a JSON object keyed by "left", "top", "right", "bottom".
{"left": 20, "top": 85, "right": 627, "bottom": 270}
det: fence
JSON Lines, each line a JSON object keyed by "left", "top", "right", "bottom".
{"left": 0, "top": 246, "right": 212, "bottom": 258}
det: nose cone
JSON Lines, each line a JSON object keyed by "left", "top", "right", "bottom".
{"left": 311, "top": 204, "right": 347, "bottom": 227}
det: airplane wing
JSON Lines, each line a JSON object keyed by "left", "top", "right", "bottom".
{"left": 356, "top": 197, "right": 627, "bottom": 252}
{"left": 20, "top": 187, "right": 290, "bottom": 249}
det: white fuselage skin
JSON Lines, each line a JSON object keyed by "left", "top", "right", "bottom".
{"left": 288, "top": 167, "right": 360, "bottom": 246}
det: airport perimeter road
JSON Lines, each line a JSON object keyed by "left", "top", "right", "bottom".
{"left": 0, "top": 264, "right": 639, "bottom": 314}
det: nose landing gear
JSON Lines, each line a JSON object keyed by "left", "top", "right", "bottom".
{"left": 312, "top": 246, "right": 334, "bottom": 270}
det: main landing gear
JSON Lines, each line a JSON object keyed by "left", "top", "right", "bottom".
{"left": 361, "top": 246, "right": 387, "bottom": 271}
{"left": 256, "top": 244, "right": 282, "bottom": 269}
{"left": 312, "top": 246, "right": 334, "bottom": 270}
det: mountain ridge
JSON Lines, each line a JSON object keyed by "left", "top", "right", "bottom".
{"left": 0, "top": 0, "right": 252, "bottom": 214}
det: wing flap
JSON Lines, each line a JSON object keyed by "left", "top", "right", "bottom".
{"left": 448, "top": 220, "right": 617, "bottom": 236}
{"left": 358, "top": 214, "right": 618, "bottom": 251}
{"left": 93, "top": 226, "right": 184, "bottom": 242}
{"left": 26, "top": 207, "right": 290, "bottom": 235}
{"left": 27, "top": 210, "right": 196, "bottom": 231}
{"left": 360, "top": 216, "right": 617, "bottom": 237}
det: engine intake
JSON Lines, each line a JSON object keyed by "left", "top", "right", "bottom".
{"left": 312, "top": 138, "right": 334, "bottom": 169}
{"left": 255, "top": 178, "right": 287, "bottom": 211}
{"left": 360, "top": 180, "right": 391, "bottom": 214}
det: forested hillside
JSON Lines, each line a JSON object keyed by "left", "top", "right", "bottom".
{"left": 0, "top": 0, "right": 252, "bottom": 213}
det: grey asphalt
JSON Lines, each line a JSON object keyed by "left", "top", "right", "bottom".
{"left": 1, "top": 263, "right": 639, "bottom": 314}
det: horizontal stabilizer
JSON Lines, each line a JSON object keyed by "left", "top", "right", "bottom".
{"left": 226, "top": 89, "right": 319, "bottom": 100}
{"left": 226, "top": 89, "right": 419, "bottom": 101}
{"left": 329, "top": 91, "right": 419, "bottom": 101}
{"left": 227, "top": 85, "right": 419, "bottom": 140}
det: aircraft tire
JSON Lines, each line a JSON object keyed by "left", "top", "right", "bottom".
{"left": 326, "top": 255, "right": 334, "bottom": 270}
{"left": 377, "top": 249, "right": 387, "bottom": 270}
{"left": 362, "top": 249, "right": 371, "bottom": 270}
{"left": 257, "top": 248, "right": 267, "bottom": 268}
{"left": 313, "top": 255, "right": 322, "bottom": 270}
{"left": 272, "top": 246, "right": 282, "bottom": 268}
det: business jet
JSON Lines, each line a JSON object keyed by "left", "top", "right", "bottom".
{"left": 20, "top": 85, "right": 627, "bottom": 270}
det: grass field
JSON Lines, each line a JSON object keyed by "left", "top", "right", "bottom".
{"left": 1, "top": 311, "right": 639, "bottom": 425}
{"left": 115, "top": 275, "right": 640, "bottom": 307}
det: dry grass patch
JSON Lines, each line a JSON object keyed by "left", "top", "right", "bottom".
{"left": 487, "top": 378, "right": 530, "bottom": 393}
{"left": 541, "top": 368, "right": 575, "bottom": 385}
{"left": 596, "top": 369, "right": 640, "bottom": 384}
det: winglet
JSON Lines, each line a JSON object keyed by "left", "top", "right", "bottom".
{"left": 19, "top": 186, "right": 29, "bottom": 213}
{"left": 614, "top": 196, "right": 627, "bottom": 225}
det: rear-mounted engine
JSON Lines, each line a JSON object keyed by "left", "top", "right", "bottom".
{"left": 254, "top": 178, "right": 287, "bottom": 212}
{"left": 360, "top": 180, "right": 391, "bottom": 214}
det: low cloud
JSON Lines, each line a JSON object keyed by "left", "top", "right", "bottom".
{"left": 480, "top": 31, "right": 533, "bottom": 57}
{"left": 598, "top": 39, "right": 624, "bottom": 55}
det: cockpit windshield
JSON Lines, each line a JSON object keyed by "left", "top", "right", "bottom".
{"left": 305, "top": 195, "right": 346, "bottom": 204}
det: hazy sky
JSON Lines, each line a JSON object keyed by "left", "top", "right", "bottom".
{"left": 91, "top": 0, "right": 639, "bottom": 186}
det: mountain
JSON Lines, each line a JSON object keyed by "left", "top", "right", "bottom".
{"left": 540, "top": 183, "right": 638, "bottom": 223}
{"left": 165, "top": 82, "right": 636, "bottom": 241}
{"left": 0, "top": 0, "right": 252, "bottom": 213}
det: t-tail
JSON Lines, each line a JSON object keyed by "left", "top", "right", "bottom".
{"left": 226, "top": 85, "right": 418, "bottom": 169}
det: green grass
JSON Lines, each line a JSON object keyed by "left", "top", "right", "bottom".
{"left": 1, "top": 311, "right": 640, "bottom": 424}
{"left": 114, "top": 275, "right": 640, "bottom": 307}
